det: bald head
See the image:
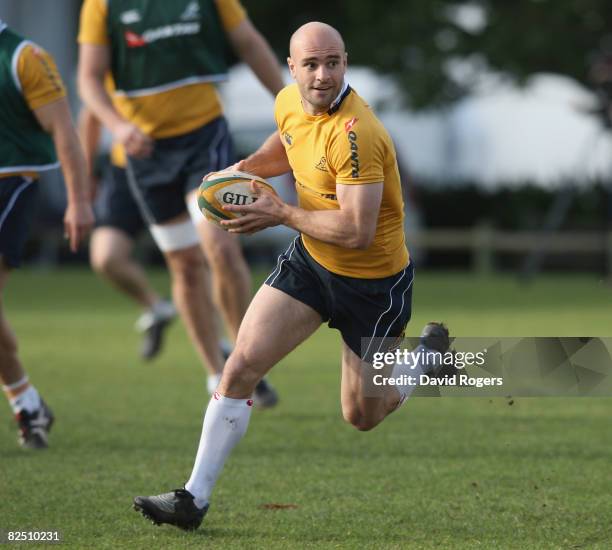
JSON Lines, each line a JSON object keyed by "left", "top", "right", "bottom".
{"left": 287, "top": 21, "right": 348, "bottom": 115}
{"left": 289, "top": 22, "right": 345, "bottom": 58}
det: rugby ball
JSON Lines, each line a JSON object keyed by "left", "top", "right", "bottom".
{"left": 198, "top": 170, "right": 277, "bottom": 228}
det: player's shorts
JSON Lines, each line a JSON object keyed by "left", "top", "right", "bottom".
{"left": 126, "top": 116, "right": 236, "bottom": 224}
{"left": 0, "top": 176, "right": 39, "bottom": 268}
{"left": 95, "top": 164, "right": 146, "bottom": 238}
{"left": 265, "top": 236, "right": 414, "bottom": 361}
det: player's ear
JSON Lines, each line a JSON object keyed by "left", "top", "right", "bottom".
{"left": 287, "top": 57, "right": 296, "bottom": 78}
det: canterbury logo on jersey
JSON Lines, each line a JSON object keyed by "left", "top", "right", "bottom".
{"left": 124, "top": 22, "right": 200, "bottom": 48}
{"left": 180, "top": 1, "right": 200, "bottom": 21}
{"left": 347, "top": 131, "right": 359, "bottom": 178}
{"left": 315, "top": 156, "right": 328, "bottom": 172}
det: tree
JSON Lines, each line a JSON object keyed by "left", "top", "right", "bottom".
{"left": 244, "top": 0, "right": 612, "bottom": 109}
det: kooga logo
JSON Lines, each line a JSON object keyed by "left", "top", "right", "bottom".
{"left": 125, "top": 22, "right": 200, "bottom": 47}
{"left": 348, "top": 131, "right": 359, "bottom": 178}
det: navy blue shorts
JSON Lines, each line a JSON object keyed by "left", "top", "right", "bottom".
{"left": 95, "top": 165, "right": 146, "bottom": 238}
{"left": 126, "top": 117, "right": 236, "bottom": 224}
{"left": 0, "top": 176, "right": 39, "bottom": 268}
{"left": 265, "top": 237, "right": 414, "bottom": 361}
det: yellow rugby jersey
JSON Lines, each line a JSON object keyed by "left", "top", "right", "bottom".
{"left": 18, "top": 44, "right": 66, "bottom": 110}
{"left": 78, "top": 0, "right": 246, "bottom": 139}
{"left": 274, "top": 84, "right": 409, "bottom": 279}
{"left": 1, "top": 43, "right": 66, "bottom": 179}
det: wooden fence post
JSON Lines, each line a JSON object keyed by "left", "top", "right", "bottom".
{"left": 472, "top": 222, "right": 494, "bottom": 275}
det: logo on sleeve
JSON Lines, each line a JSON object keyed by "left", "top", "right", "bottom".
{"left": 315, "top": 156, "right": 328, "bottom": 172}
{"left": 344, "top": 117, "right": 359, "bottom": 133}
{"left": 283, "top": 132, "right": 293, "bottom": 146}
{"left": 30, "top": 46, "right": 63, "bottom": 93}
{"left": 347, "top": 131, "right": 359, "bottom": 178}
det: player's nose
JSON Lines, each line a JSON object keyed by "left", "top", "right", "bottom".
{"left": 315, "top": 66, "right": 331, "bottom": 82}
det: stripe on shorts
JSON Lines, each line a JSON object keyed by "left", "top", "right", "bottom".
{"left": 265, "top": 236, "right": 298, "bottom": 286}
{"left": 362, "top": 265, "right": 413, "bottom": 360}
{"left": 0, "top": 177, "right": 34, "bottom": 232}
{"left": 124, "top": 158, "right": 156, "bottom": 226}
{"left": 375, "top": 268, "right": 415, "bottom": 354}
{"left": 208, "top": 121, "right": 227, "bottom": 172}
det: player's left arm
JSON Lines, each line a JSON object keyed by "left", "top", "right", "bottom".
{"left": 34, "top": 99, "right": 95, "bottom": 252}
{"left": 223, "top": 114, "right": 386, "bottom": 247}
{"left": 283, "top": 182, "right": 383, "bottom": 249}
{"left": 226, "top": 18, "right": 285, "bottom": 96}
{"left": 18, "top": 44, "right": 94, "bottom": 251}
{"left": 222, "top": 181, "right": 382, "bottom": 249}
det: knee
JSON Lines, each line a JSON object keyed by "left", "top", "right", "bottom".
{"left": 207, "top": 239, "right": 244, "bottom": 273}
{"left": 168, "top": 248, "right": 206, "bottom": 287}
{"left": 355, "top": 422, "right": 377, "bottom": 432}
{"left": 225, "top": 347, "right": 260, "bottom": 385}
{"left": 342, "top": 406, "right": 378, "bottom": 432}
{"left": 90, "top": 248, "right": 116, "bottom": 277}
{"left": 342, "top": 405, "right": 382, "bottom": 432}
{"left": 220, "top": 346, "right": 263, "bottom": 395}
{"left": 342, "top": 407, "right": 364, "bottom": 429}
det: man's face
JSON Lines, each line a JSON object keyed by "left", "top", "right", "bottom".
{"left": 288, "top": 41, "right": 347, "bottom": 115}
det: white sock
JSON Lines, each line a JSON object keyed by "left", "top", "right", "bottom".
{"left": 185, "top": 393, "right": 253, "bottom": 508}
{"left": 206, "top": 373, "right": 221, "bottom": 395}
{"left": 8, "top": 385, "right": 41, "bottom": 414}
{"left": 391, "top": 344, "right": 435, "bottom": 409}
{"left": 152, "top": 299, "right": 176, "bottom": 319}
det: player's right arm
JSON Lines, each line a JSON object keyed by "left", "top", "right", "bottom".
{"left": 78, "top": 45, "right": 152, "bottom": 158}
{"left": 77, "top": 107, "right": 101, "bottom": 180}
{"left": 77, "top": 0, "right": 152, "bottom": 158}
{"left": 234, "top": 132, "right": 291, "bottom": 178}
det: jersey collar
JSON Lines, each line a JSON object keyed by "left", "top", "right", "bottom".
{"left": 327, "top": 81, "right": 351, "bottom": 115}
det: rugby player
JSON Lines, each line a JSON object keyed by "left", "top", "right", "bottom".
{"left": 78, "top": 0, "right": 284, "bottom": 402}
{"left": 133, "top": 22, "right": 450, "bottom": 530}
{"left": 79, "top": 105, "right": 176, "bottom": 361}
{"left": 0, "top": 21, "right": 94, "bottom": 448}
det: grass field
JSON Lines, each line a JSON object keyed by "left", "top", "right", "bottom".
{"left": 2, "top": 268, "right": 612, "bottom": 549}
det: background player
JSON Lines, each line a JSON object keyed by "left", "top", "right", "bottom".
{"left": 79, "top": 105, "right": 176, "bottom": 361}
{"left": 133, "top": 21, "right": 450, "bottom": 529}
{"left": 0, "top": 20, "right": 94, "bottom": 448}
{"left": 77, "top": 0, "right": 284, "bottom": 402}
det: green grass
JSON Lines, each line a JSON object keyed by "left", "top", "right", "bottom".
{"left": 2, "top": 269, "right": 612, "bottom": 549}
